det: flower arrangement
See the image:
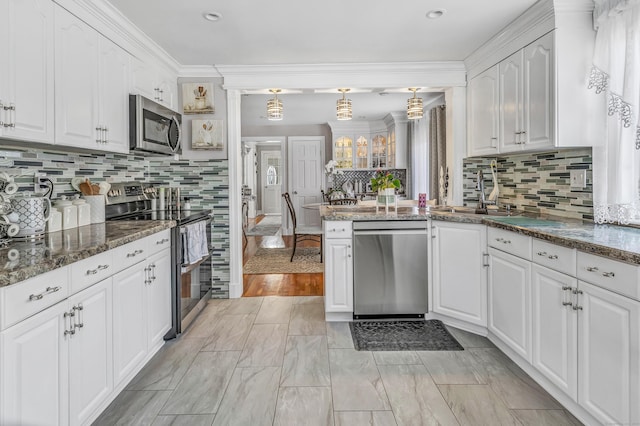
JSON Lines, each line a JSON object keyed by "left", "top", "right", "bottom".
{"left": 370, "top": 170, "right": 401, "bottom": 192}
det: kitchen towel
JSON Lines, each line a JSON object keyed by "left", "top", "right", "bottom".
{"left": 183, "top": 220, "right": 209, "bottom": 265}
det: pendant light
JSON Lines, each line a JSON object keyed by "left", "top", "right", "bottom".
{"left": 336, "top": 88, "right": 352, "bottom": 121}
{"left": 267, "top": 89, "right": 283, "bottom": 121}
{"left": 407, "top": 88, "right": 424, "bottom": 120}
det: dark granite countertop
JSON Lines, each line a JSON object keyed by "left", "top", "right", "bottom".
{"left": 321, "top": 205, "right": 640, "bottom": 265}
{"left": 0, "top": 221, "right": 176, "bottom": 288}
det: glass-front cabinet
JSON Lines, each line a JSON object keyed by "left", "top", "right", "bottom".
{"left": 329, "top": 114, "right": 406, "bottom": 170}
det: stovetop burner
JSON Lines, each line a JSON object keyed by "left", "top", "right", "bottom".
{"left": 109, "top": 209, "right": 211, "bottom": 225}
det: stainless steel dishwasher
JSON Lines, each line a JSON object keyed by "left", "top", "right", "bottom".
{"left": 352, "top": 220, "right": 428, "bottom": 319}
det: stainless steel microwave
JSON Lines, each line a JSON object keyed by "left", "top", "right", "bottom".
{"left": 129, "top": 94, "right": 182, "bottom": 155}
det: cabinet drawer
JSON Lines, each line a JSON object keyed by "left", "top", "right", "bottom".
{"left": 113, "top": 238, "right": 148, "bottom": 271}
{"left": 324, "top": 221, "right": 352, "bottom": 239}
{"left": 488, "top": 227, "right": 531, "bottom": 260}
{"left": 532, "top": 239, "right": 576, "bottom": 277}
{"left": 70, "top": 250, "right": 114, "bottom": 294}
{"left": 145, "top": 229, "right": 172, "bottom": 256}
{"left": 1, "top": 267, "right": 69, "bottom": 330}
{"left": 577, "top": 252, "right": 640, "bottom": 301}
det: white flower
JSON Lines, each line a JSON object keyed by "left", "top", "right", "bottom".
{"left": 324, "top": 160, "right": 343, "bottom": 175}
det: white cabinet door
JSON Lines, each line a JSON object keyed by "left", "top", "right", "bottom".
{"left": 531, "top": 264, "right": 578, "bottom": 401}
{"left": 131, "top": 57, "right": 158, "bottom": 101}
{"left": 488, "top": 247, "right": 532, "bottom": 361}
{"left": 0, "top": 0, "right": 54, "bottom": 143}
{"left": 324, "top": 238, "right": 353, "bottom": 312}
{"left": 98, "top": 37, "right": 130, "bottom": 154}
{"left": 523, "top": 32, "right": 554, "bottom": 151}
{"left": 468, "top": 65, "right": 499, "bottom": 156}
{"left": 0, "top": 300, "right": 69, "bottom": 426}
{"left": 54, "top": 6, "right": 100, "bottom": 149}
{"left": 112, "top": 264, "right": 147, "bottom": 387}
{"left": 432, "top": 221, "right": 487, "bottom": 326}
{"left": 68, "top": 278, "right": 113, "bottom": 426}
{"left": 578, "top": 280, "right": 640, "bottom": 426}
{"left": 499, "top": 50, "right": 524, "bottom": 153}
{"left": 157, "top": 71, "right": 177, "bottom": 110}
{"left": 146, "top": 249, "right": 172, "bottom": 350}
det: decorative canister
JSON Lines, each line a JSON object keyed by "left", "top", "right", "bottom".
{"left": 54, "top": 196, "right": 78, "bottom": 230}
{"left": 46, "top": 206, "right": 63, "bottom": 233}
{"left": 72, "top": 195, "right": 91, "bottom": 227}
{"left": 11, "top": 192, "right": 52, "bottom": 238}
{"left": 84, "top": 195, "right": 105, "bottom": 223}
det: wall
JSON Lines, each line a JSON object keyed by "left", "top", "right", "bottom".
{"left": 242, "top": 124, "right": 332, "bottom": 157}
{"left": 462, "top": 148, "right": 593, "bottom": 220}
{"left": 0, "top": 147, "right": 230, "bottom": 297}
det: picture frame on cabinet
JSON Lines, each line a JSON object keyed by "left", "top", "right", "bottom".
{"left": 182, "top": 83, "right": 215, "bottom": 114}
{"left": 191, "top": 119, "right": 224, "bottom": 150}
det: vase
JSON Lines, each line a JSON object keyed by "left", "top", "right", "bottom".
{"left": 377, "top": 188, "right": 395, "bottom": 205}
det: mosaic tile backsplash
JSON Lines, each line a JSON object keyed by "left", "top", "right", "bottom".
{"left": 463, "top": 149, "right": 593, "bottom": 220}
{"left": 0, "top": 148, "right": 230, "bottom": 297}
{"left": 331, "top": 169, "right": 407, "bottom": 195}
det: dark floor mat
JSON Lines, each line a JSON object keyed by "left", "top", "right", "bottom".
{"left": 349, "top": 319, "right": 464, "bottom": 351}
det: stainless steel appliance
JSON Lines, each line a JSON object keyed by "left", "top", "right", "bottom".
{"left": 352, "top": 220, "right": 428, "bottom": 318}
{"left": 129, "top": 94, "right": 182, "bottom": 155}
{"left": 105, "top": 182, "right": 213, "bottom": 338}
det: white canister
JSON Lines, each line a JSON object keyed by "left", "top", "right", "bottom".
{"left": 84, "top": 195, "right": 105, "bottom": 223}
{"left": 47, "top": 206, "right": 63, "bottom": 233}
{"left": 72, "top": 195, "right": 91, "bottom": 227}
{"left": 55, "top": 196, "right": 77, "bottom": 230}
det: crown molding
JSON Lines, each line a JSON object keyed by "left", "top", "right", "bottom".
{"left": 216, "top": 62, "right": 467, "bottom": 90}
{"left": 54, "top": 0, "right": 180, "bottom": 73}
{"left": 178, "top": 65, "right": 222, "bottom": 78}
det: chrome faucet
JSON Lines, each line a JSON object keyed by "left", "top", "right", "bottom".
{"left": 476, "top": 170, "right": 487, "bottom": 210}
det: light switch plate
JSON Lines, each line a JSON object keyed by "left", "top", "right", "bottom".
{"left": 570, "top": 170, "right": 586, "bottom": 189}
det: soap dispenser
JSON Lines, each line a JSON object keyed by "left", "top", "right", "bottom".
{"left": 55, "top": 195, "right": 77, "bottom": 230}
{"left": 73, "top": 195, "right": 91, "bottom": 227}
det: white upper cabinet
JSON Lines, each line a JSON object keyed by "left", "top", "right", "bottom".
{"left": 467, "top": 66, "right": 499, "bottom": 156}
{"left": 0, "top": 0, "right": 55, "bottom": 144}
{"left": 499, "top": 50, "right": 525, "bottom": 152}
{"left": 131, "top": 57, "right": 177, "bottom": 111}
{"left": 55, "top": 6, "right": 130, "bottom": 154}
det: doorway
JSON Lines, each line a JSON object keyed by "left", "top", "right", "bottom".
{"left": 261, "top": 150, "right": 282, "bottom": 215}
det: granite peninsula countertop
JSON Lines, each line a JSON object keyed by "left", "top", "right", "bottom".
{"left": 0, "top": 220, "right": 176, "bottom": 287}
{"left": 321, "top": 205, "right": 640, "bottom": 265}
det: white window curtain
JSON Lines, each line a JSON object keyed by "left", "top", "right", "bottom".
{"left": 590, "top": 0, "right": 640, "bottom": 224}
{"left": 409, "top": 117, "right": 429, "bottom": 199}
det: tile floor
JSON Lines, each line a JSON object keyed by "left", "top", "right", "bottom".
{"left": 94, "top": 296, "right": 583, "bottom": 426}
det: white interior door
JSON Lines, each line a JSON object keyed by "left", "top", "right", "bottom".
{"left": 288, "top": 136, "right": 324, "bottom": 228}
{"left": 261, "top": 150, "right": 282, "bottom": 215}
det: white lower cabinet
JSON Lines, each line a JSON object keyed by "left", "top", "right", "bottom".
{"left": 324, "top": 220, "right": 353, "bottom": 315}
{"left": 146, "top": 249, "right": 172, "bottom": 349}
{"left": 112, "top": 263, "right": 147, "bottom": 388}
{"left": 431, "top": 221, "right": 487, "bottom": 326}
{"left": 531, "top": 264, "right": 578, "bottom": 401}
{"left": 578, "top": 280, "right": 640, "bottom": 426}
{"left": 1, "top": 299, "right": 69, "bottom": 426}
{"left": 1, "top": 277, "right": 113, "bottom": 426}
{"left": 488, "top": 246, "right": 532, "bottom": 361}
{"left": 68, "top": 279, "right": 113, "bottom": 426}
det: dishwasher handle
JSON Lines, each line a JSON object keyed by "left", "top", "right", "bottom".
{"left": 353, "top": 229, "right": 428, "bottom": 236}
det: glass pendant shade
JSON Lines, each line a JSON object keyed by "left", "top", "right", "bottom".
{"left": 407, "top": 88, "right": 423, "bottom": 120}
{"left": 336, "top": 88, "right": 352, "bottom": 121}
{"left": 267, "top": 89, "right": 283, "bottom": 121}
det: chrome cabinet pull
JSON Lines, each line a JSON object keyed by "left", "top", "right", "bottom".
{"left": 548, "top": 254, "right": 558, "bottom": 260}
{"left": 127, "top": 249, "right": 144, "bottom": 258}
{"left": 64, "top": 311, "right": 76, "bottom": 336}
{"left": 537, "top": 251, "right": 547, "bottom": 256}
{"left": 482, "top": 252, "right": 490, "bottom": 267}
{"left": 586, "top": 266, "right": 598, "bottom": 272}
{"left": 561, "top": 286, "right": 573, "bottom": 308}
{"left": 572, "top": 305, "right": 583, "bottom": 311}
{"left": 144, "top": 266, "right": 152, "bottom": 285}
{"left": 602, "top": 271, "right": 615, "bottom": 278}
{"left": 495, "top": 237, "right": 511, "bottom": 244}
{"left": 28, "top": 286, "right": 61, "bottom": 301}
{"left": 151, "top": 263, "right": 157, "bottom": 281}
{"left": 73, "top": 304, "right": 84, "bottom": 329}
{"left": 86, "top": 264, "right": 109, "bottom": 275}
{"left": 156, "top": 238, "right": 169, "bottom": 245}
{"left": 3, "top": 104, "right": 15, "bottom": 128}
{"left": 96, "top": 126, "right": 103, "bottom": 144}
{"left": 103, "top": 127, "right": 108, "bottom": 143}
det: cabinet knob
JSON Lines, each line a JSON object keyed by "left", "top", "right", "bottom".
{"left": 586, "top": 266, "right": 598, "bottom": 272}
{"left": 548, "top": 254, "right": 558, "bottom": 260}
{"left": 602, "top": 271, "right": 615, "bottom": 278}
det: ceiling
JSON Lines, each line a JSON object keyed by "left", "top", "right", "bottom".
{"left": 107, "top": 0, "right": 538, "bottom": 127}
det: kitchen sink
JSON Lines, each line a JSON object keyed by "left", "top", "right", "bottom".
{"left": 429, "top": 206, "right": 522, "bottom": 217}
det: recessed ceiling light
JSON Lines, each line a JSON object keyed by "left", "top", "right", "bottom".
{"left": 203, "top": 12, "right": 222, "bottom": 22}
{"left": 426, "top": 9, "right": 446, "bottom": 19}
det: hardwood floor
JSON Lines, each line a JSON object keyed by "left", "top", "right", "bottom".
{"left": 242, "top": 215, "right": 324, "bottom": 297}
